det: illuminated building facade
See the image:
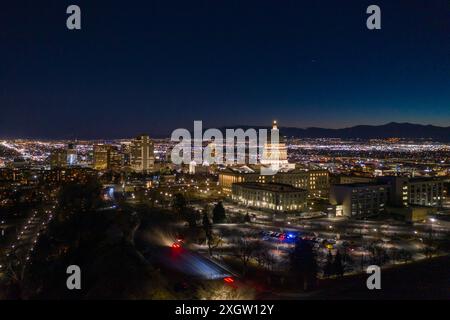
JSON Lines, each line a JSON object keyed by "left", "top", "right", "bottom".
{"left": 379, "top": 176, "right": 446, "bottom": 207}
{"left": 93, "top": 145, "right": 109, "bottom": 170}
{"left": 131, "top": 134, "right": 155, "bottom": 173}
{"left": 67, "top": 144, "right": 77, "bottom": 166}
{"left": 329, "top": 183, "right": 389, "bottom": 217}
{"left": 50, "top": 149, "right": 67, "bottom": 169}
{"left": 408, "top": 178, "right": 446, "bottom": 207}
{"left": 231, "top": 182, "right": 307, "bottom": 212}
{"left": 108, "top": 146, "right": 124, "bottom": 171}
{"left": 260, "top": 120, "right": 289, "bottom": 167}
{"left": 219, "top": 166, "right": 329, "bottom": 198}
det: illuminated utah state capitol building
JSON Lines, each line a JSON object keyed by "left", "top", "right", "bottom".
{"left": 219, "top": 120, "right": 330, "bottom": 213}
{"left": 260, "top": 120, "right": 291, "bottom": 168}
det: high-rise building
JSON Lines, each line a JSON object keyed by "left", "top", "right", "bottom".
{"left": 67, "top": 143, "right": 77, "bottom": 166}
{"left": 93, "top": 145, "right": 124, "bottom": 171}
{"left": 121, "top": 143, "right": 131, "bottom": 167}
{"left": 130, "top": 134, "right": 155, "bottom": 173}
{"left": 108, "top": 146, "right": 124, "bottom": 171}
{"left": 93, "top": 145, "right": 109, "bottom": 170}
{"left": 50, "top": 149, "right": 68, "bottom": 168}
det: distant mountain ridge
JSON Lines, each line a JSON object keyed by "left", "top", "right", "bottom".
{"left": 219, "top": 122, "right": 450, "bottom": 142}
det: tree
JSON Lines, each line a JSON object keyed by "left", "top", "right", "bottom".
{"left": 397, "top": 248, "right": 412, "bottom": 264}
{"left": 244, "top": 212, "right": 251, "bottom": 223}
{"left": 212, "top": 201, "right": 226, "bottom": 224}
{"left": 202, "top": 211, "right": 211, "bottom": 233}
{"left": 197, "top": 282, "right": 255, "bottom": 300}
{"left": 172, "top": 193, "right": 198, "bottom": 228}
{"left": 437, "top": 234, "right": 450, "bottom": 254}
{"left": 58, "top": 177, "right": 102, "bottom": 212}
{"left": 2, "top": 260, "right": 26, "bottom": 299}
{"left": 340, "top": 243, "right": 354, "bottom": 270}
{"left": 232, "top": 236, "right": 262, "bottom": 276}
{"left": 208, "top": 234, "right": 223, "bottom": 258}
{"left": 290, "top": 239, "right": 317, "bottom": 291}
{"left": 367, "top": 242, "right": 389, "bottom": 266}
{"left": 323, "top": 250, "right": 333, "bottom": 278}
{"left": 261, "top": 251, "right": 276, "bottom": 272}
{"left": 172, "top": 193, "right": 187, "bottom": 215}
{"left": 389, "top": 247, "right": 400, "bottom": 264}
{"left": 202, "top": 211, "right": 213, "bottom": 256}
{"left": 22, "top": 207, "right": 176, "bottom": 300}
{"left": 332, "top": 250, "right": 344, "bottom": 277}
{"left": 183, "top": 208, "right": 199, "bottom": 228}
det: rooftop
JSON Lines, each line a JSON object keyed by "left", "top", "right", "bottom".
{"left": 333, "top": 182, "right": 388, "bottom": 188}
{"left": 233, "top": 182, "right": 307, "bottom": 193}
{"left": 223, "top": 165, "right": 327, "bottom": 175}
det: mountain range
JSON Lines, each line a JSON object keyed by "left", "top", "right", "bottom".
{"left": 219, "top": 122, "right": 450, "bottom": 142}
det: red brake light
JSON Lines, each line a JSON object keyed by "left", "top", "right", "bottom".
{"left": 223, "top": 277, "right": 234, "bottom": 283}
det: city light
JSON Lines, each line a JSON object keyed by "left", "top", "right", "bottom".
{"left": 0, "top": 1, "right": 448, "bottom": 304}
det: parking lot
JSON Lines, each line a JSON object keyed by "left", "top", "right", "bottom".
{"left": 195, "top": 201, "right": 450, "bottom": 276}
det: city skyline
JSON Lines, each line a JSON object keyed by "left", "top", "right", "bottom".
{"left": 1, "top": 0, "right": 450, "bottom": 305}
{"left": 1, "top": 0, "right": 450, "bottom": 139}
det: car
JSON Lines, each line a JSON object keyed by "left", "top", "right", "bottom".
{"left": 175, "top": 234, "right": 185, "bottom": 242}
{"left": 172, "top": 241, "right": 182, "bottom": 249}
{"left": 172, "top": 236, "right": 185, "bottom": 249}
{"left": 285, "top": 232, "right": 299, "bottom": 241}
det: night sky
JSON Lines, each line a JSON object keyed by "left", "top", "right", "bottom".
{"left": 1, "top": 0, "right": 450, "bottom": 139}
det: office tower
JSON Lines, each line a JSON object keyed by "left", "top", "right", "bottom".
{"left": 407, "top": 178, "right": 446, "bottom": 207}
{"left": 130, "top": 134, "right": 155, "bottom": 173}
{"left": 50, "top": 149, "right": 68, "bottom": 168}
{"left": 93, "top": 145, "right": 109, "bottom": 170}
{"left": 121, "top": 143, "right": 131, "bottom": 167}
{"left": 108, "top": 146, "right": 124, "bottom": 171}
{"left": 378, "top": 176, "right": 446, "bottom": 207}
{"left": 67, "top": 143, "right": 77, "bottom": 166}
{"left": 329, "top": 183, "right": 389, "bottom": 217}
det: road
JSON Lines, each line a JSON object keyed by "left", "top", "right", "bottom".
{"left": 141, "top": 245, "right": 234, "bottom": 280}
{"left": 0, "top": 204, "right": 56, "bottom": 277}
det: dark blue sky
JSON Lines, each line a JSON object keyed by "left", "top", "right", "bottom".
{"left": 1, "top": 0, "right": 449, "bottom": 138}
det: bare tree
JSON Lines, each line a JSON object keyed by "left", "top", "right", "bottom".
{"left": 231, "top": 236, "right": 262, "bottom": 276}
{"left": 197, "top": 282, "right": 255, "bottom": 300}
